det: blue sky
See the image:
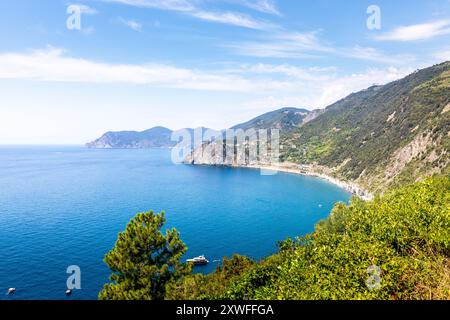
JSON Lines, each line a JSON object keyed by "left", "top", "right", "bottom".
{"left": 0, "top": 0, "right": 449, "bottom": 144}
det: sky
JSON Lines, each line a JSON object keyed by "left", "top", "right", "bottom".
{"left": 0, "top": 0, "right": 449, "bottom": 144}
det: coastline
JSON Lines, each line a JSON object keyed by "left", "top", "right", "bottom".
{"left": 188, "top": 160, "right": 374, "bottom": 201}
{"left": 245, "top": 163, "right": 374, "bottom": 201}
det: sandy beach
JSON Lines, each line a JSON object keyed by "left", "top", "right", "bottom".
{"left": 244, "top": 162, "right": 374, "bottom": 201}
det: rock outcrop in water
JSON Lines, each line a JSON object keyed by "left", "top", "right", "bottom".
{"left": 231, "top": 107, "right": 323, "bottom": 132}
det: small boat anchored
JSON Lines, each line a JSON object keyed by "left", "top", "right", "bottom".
{"left": 186, "top": 255, "right": 209, "bottom": 265}
{"left": 7, "top": 288, "right": 16, "bottom": 295}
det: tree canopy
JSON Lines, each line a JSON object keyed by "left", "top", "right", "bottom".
{"left": 99, "top": 176, "right": 449, "bottom": 300}
{"left": 99, "top": 211, "right": 191, "bottom": 300}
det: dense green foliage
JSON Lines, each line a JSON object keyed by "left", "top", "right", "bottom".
{"left": 99, "top": 211, "right": 191, "bottom": 300}
{"left": 166, "top": 254, "right": 255, "bottom": 300}
{"left": 282, "top": 62, "right": 450, "bottom": 193}
{"left": 168, "top": 176, "right": 449, "bottom": 300}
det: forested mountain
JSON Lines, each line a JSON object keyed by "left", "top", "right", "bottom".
{"left": 282, "top": 61, "right": 450, "bottom": 193}
{"left": 231, "top": 107, "right": 322, "bottom": 132}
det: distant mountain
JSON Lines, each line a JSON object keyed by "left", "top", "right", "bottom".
{"left": 86, "top": 126, "right": 224, "bottom": 149}
{"left": 86, "top": 126, "right": 175, "bottom": 148}
{"left": 87, "top": 61, "right": 450, "bottom": 195}
{"left": 282, "top": 61, "right": 450, "bottom": 193}
{"left": 232, "top": 107, "right": 322, "bottom": 133}
{"left": 86, "top": 107, "right": 317, "bottom": 149}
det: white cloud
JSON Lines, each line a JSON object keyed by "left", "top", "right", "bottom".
{"left": 67, "top": 4, "right": 97, "bottom": 34}
{"left": 233, "top": 0, "right": 280, "bottom": 15}
{"left": 314, "top": 67, "right": 413, "bottom": 108}
{"left": 433, "top": 48, "right": 450, "bottom": 62}
{"left": 103, "top": 0, "right": 194, "bottom": 11}
{"left": 190, "top": 10, "right": 273, "bottom": 30}
{"left": 0, "top": 47, "right": 417, "bottom": 110}
{"left": 340, "top": 46, "right": 416, "bottom": 65}
{"left": 81, "top": 26, "right": 95, "bottom": 35}
{"left": 242, "top": 66, "right": 414, "bottom": 111}
{"left": 70, "top": 4, "right": 98, "bottom": 15}
{"left": 104, "top": 0, "right": 274, "bottom": 29}
{"left": 375, "top": 20, "right": 450, "bottom": 41}
{"left": 0, "top": 47, "right": 289, "bottom": 92}
{"left": 226, "top": 63, "right": 335, "bottom": 81}
{"left": 227, "top": 31, "right": 415, "bottom": 65}
{"left": 226, "top": 31, "right": 328, "bottom": 58}
{"left": 119, "top": 18, "right": 143, "bottom": 31}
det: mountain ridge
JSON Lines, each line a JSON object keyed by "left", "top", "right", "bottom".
{"left": 282, "top": 61, "right": 450, "bottom": 193}
{"left": 185, "top": 61, "right": 449, "bottom": 196}
{"left": 86, "top": 107, "right": 318, "bottom": 149}
{"left": 86, "top": 61, "right": 449, "bottom": 196}
{"left": 86, "top": 126, "right": 175, "bottom": 149}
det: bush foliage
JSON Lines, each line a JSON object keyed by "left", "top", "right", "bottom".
{"left": 101, "top": 176, "right": 449, "bottom": 300}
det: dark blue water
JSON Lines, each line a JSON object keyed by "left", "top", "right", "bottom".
{"left": 0, "top": 146, "right": 350, "bottom": 300}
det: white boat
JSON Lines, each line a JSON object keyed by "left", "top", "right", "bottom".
{"left": 187, "top": 255, "right": 209, "bottom": 265}
{"left": 7, "top": 288, "right": 16, "bottom": 295}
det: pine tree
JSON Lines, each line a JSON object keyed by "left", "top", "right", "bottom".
{"left": 99, "top": 211, "right": 191, "bottom": 300}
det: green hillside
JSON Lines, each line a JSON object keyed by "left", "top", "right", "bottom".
{"left": 282, "top": 62, "right": 450, "bottom": 193}
{"left": 99, "top": 62, "right": 450, "bottom": 301}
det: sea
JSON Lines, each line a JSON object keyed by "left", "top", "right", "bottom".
{"left": 0, "top": 146, "right": 350, "bottom": 299}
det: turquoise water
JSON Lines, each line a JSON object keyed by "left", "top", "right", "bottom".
{"left": 0, "top": 146, "right": 350, "bottom": 300}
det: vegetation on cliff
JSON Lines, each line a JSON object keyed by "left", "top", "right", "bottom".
{"left": 282, "top": 62, "right": 450, "bottom": 193}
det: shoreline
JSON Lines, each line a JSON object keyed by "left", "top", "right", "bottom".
{"left": 245, "top": 163, "right": 374, "bottom": 201}
{"left": 188, "top": 161, "right": 374, "bottom": 201}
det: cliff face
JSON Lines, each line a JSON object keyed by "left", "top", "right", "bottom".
{"left": 185, "top": 140, "right": 268, "bottom": 167}
{"left": 185, "top": 107, "right": 319, "bottom": 166}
